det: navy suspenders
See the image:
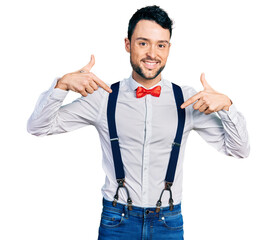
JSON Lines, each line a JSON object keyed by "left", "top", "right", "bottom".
{"left": 155, "top": 82, "right": 186, "bottom": 212}
{"left": 106, "top": 82, "right": 133, "bottom": 210}
{"left": 107, "top": 81, "right": 186, "bottom": 212}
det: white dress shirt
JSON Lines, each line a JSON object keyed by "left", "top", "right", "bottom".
{"left": 27, "top": 75, "right": 250, "bottom": 207}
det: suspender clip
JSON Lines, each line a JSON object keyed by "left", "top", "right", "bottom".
{"left": 112, "top": 178, "right": 133, "bottom": 210}
{"left": 117, "top": 179, "right": 125, "bottom": 187}
{"left": 112, "top": 198, "right": 118, "bottom": 207}
{"left": 155, "top": 200, "right": 162, "bottom": 213}
{"left": 165, "top": 182, "right": 173, "bottom": 190}
{"left": 155, "top": 181, "right": 174, "bottom": 212}
{"left": 112, "top": 179, "right": 124, "bottom": 207}
{"left": 127, "top": 198, "right": 133, "bottom": 211}
{"left": 169, "top": 197, "right": 174, "bottom": 211}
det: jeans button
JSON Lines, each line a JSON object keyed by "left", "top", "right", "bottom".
{"left": 146, "top": 210, "right": 150, "bottom": 214}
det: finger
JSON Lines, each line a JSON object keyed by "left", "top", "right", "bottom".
{"left": 89, "top": 80, "right": 98, "bottom": 91}
{"left": 89, "top": 73, "right": 112, "bottom": 93}
{"left": 85, "top": 85, "right": 94, "bottom": 95}
{"left": 192, "top": 99, "right": 204, "bottom": 110}
{"left": 200, "top": 73, "right": 213, "bottom": 90}
{"left": 78, "top": 54, "right": 95, "bottom": 73}
{"left": 199, "top": 104, "right": 209, "bottom": 113}
{"left": 80, "top": 90, "right": 88, "bottom": 97}
{"left": 181, "top": 92, "right": 202, "bottom": 109}
{"left": 204, "top": 108, "right": 213, "bottom": 115}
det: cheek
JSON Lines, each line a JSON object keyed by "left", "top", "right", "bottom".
{"left": 160, "top": 51, "right": 170, "bottom": 62}
{"left": 130, "top": 51, "right": 138, "bottom": 62}
{"left": 130, "top": 49, "right": 144, "bottom": 62}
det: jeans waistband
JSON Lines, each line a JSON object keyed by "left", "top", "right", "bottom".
{"left": 102, "top": 198, "right": 181, "bottom": 219}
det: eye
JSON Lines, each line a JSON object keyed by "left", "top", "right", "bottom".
{"left": 139, "top": 42, "right": 147, "bottom": 47}
{"left": 158, "top": 44, "right": 166, "bottom": 49}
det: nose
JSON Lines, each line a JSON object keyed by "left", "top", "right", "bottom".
{"left": 146, "top": 45, "right": 156, "bottom": 59}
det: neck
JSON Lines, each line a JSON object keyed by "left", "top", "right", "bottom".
{"left": 132, "top": 71, "right": 161, "bottom": 89}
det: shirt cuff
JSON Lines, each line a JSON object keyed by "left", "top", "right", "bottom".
{"left": 48, "top": 77, "right": 69, "bottom": 100}
{"left": 217, "top": 104, "right": 238, "bottom": 124}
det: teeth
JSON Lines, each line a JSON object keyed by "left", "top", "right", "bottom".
{"left": 145, "top": 62, "right": 157, "bottom": 65}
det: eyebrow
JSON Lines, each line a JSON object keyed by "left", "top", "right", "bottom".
{"left": 135, "top": 37, "right": 170, "bottom": 44}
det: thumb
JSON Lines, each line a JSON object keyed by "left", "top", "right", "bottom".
{"left": 200, "top": 72, "right": 213, "bottom": 90}
{"left": 80, "top": 54, "right": 95, "bottom": 72}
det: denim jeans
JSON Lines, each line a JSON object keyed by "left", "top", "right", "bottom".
{"left": 98, "top": 198, "right": 184, "bottom": 240}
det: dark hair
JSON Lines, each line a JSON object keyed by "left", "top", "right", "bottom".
{"left": 128, "top": 5, "right": 173, "bottom": 41}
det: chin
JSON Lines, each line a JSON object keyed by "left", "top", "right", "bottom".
{"left": 142, "top": 66, "right": 165, "bottom": 80}
{"left": 136, "top": 69, "right": 159, "bottom": 80}
{"left": 131, "top": 59, "right": 165, "bottom": 80}
{"left": 144, "top": 73, "right": 159, "bottom": 80}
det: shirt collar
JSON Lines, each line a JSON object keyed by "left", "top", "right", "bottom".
{"left": 127, "top": 74, "right": 166, "bottom": 92}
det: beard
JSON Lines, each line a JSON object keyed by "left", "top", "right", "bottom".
{"left": 130, "top": 56, "right": 165, "bottom": 80}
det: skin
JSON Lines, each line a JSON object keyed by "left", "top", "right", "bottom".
{"left": 56, "top": 19, "right": 232, "bottom": 114}
{"left": 55, "top": 55, "right": 112, "bottom": 96}
{"left": 180, "top": 73, "right": 232, "bottom": 113}
{"left": 124, "top": 20, "right": 171, "bottom": 89}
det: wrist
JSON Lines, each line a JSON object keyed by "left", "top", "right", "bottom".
{"left": 223, "top": 96, "right": 232, "bottom": 111}
{"left": 55, "top": 76, "right": 69, "bottom": 91}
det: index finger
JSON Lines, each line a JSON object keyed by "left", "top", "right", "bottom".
{"left": 180, "top": 92, "right": 201, "bottom": 109}
{"left": 90, "top": 73, "right": 112, "bottom": 93}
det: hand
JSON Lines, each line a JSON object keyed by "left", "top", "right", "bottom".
{"left": 181, "top": 73, "right": 232, "bottom": 114}
{"left": 55, "top": 54, "right": 112, "bottom": 97}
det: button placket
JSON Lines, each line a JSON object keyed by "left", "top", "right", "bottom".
{"left": 141, "top": 95, "right": 152, "bottom": 206}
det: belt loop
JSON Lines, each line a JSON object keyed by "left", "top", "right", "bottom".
{"left": 124, "top": 205, "right": 129, "bottom": 218}
{"left": 158, "top": 206, "right": 164, "bottom": 220}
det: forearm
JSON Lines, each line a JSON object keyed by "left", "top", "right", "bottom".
{"left": 27, "top": 79, "right": 69, "bottom": 136}
{"left": 217, "top": 104, "right": 250, "bottom": 158}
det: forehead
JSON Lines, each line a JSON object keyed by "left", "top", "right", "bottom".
{"left": 132, "top": 20, "right": 170, "bottom": 42}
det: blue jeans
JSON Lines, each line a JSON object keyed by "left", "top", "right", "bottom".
{"left": 98, "top": 198, "right": 184, "bottom": 240}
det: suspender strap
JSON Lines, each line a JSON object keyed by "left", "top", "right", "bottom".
{"left": 165, "top": 83, "right": 186, "bottom": 183}
{"left": 107, "top": 81, "right": 133, "bottom": 210}
{"left": 107, "top": 82, "right": 125, "bottom": 180}
{"left": 156, "top": 83, "right": 186, "bottom": 212}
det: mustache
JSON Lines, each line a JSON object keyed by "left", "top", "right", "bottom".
{"left": 142, "top": 57, "right": 160, "bottom": 62}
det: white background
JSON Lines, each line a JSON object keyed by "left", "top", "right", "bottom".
{"left": 0, "top": 0, "right": 276, "bottom": 239}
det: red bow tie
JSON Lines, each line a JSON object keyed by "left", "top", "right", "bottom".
{"left": 136, "top": 86, "right": 161, "bottom": 98}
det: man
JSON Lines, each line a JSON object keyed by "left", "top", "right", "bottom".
{"left": 27, "top": 5, "right": 249, "bottom": 240}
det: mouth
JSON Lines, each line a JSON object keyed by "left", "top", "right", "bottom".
{"left": 142, "top": 60, "right": 160, "bottom": 70}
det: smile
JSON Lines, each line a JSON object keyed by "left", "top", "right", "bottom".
{"left": 142, "top": 60, "right": 159, "bottom": 70}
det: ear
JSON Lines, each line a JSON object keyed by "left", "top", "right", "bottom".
{"left": 125, "top": 38, "right": 130, "bottom": 53}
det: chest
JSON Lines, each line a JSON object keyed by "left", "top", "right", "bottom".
{"left": 115, "top": 93, "right": 178, "bottom": 147}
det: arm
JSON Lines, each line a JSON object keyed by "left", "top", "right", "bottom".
{"left": 182, "top": 73, "right": 250, "bottom": 158}
{"left": 191, "top": 102, "right": 250, "bottom": 158}
{"left": 27, "top": 55, "right": 112, "bottom": 136}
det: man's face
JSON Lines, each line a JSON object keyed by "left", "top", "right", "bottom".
{"left": 125, "top": 20, "right": 171, "bottom": 82}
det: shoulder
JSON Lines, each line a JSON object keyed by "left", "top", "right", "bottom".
{"left": 180, "top": 85, "right": 197, "bottom": 101}
{"left": 167, "top": 80, "right": 197, "bottom": 101}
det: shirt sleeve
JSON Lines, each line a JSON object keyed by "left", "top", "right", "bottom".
{"left": 184, "top": 86, "right": 250, "bottom": 158}
{"left": 27, "top": 78, "right": 108, "bottom": 136}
